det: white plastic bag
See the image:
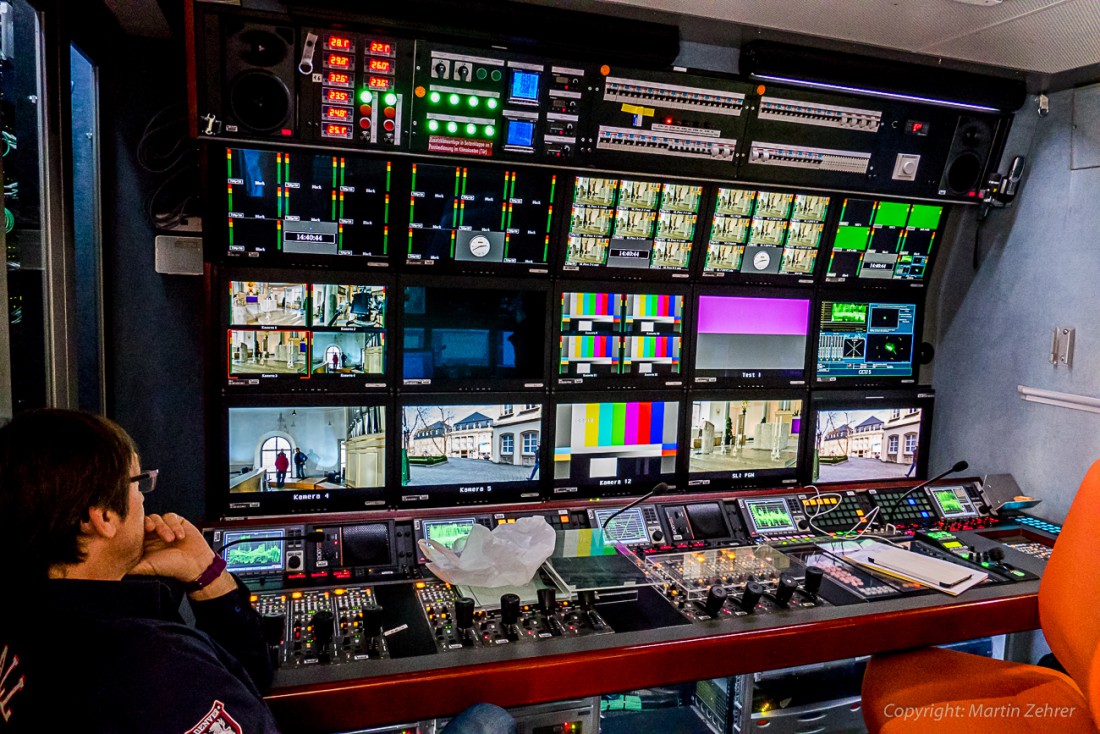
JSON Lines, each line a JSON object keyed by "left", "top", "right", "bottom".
{"left": 417, "top": 515, "right": 557, "bottom": 587}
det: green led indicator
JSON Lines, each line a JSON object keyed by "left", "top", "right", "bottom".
{"left": 384, "top": 93, "right": 398, "bottom": 106}
{"left": 448, "top": 94, "right": 460, "bottom": 106}
{"left": 429, "top": 91, "right": 441, "bottom": 104}
{"left": 465, "top": 123, "right": 477, "bottom": 135}
{"left": 468, "top": 96, "right": 479, "bottom": 108}
{"left": 428, "top": 119, "right": 440, "bottom": 132}
{"left": 476, "top": 68, "right": 487, "bottom": 81}
{"left": 484, "top": 125, "right": 495, "bottom": 137}
{"left": 359, "top": 89, "right": 372, "bottom": 104}
{"left": 446, "top": 121, "right": 459, "bottom": 134}
{"left": 486, "top": 98, "right": 498, "bottom": 110}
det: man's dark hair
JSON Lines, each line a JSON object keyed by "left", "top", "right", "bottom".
{"left": 0, "top": 409, "right": 137, "bottom": 579}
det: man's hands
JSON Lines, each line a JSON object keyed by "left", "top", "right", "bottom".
{"left": 132, "top": 513, "right": 236, "bottom": 600}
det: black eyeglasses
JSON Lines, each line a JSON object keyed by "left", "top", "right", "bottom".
{"left": 130, "top": 469, "right": 159, "bottom": 494}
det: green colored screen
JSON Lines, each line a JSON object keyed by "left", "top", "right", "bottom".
{"left": 425, "top": 520, "right": 475, "bottom": 549}
{"left": 906, "top": 204, "right": 943, "bottom": 230}
{"left": 748, "top": 500, "right": 794, "bottom": 530}
{"left": 933, "top": 489, "right": 966, "bottom": 516}
{"left": 833, "top": 226, "right": 870, "bottom": 251}
{"left": 224, "top": 542, "right": 282, "bottom": 568}
{"left": 873, "top": 201, "right": 910, "bottom": 228}
{"left": 829, "top": 302, "right": 868, "bottom": 323}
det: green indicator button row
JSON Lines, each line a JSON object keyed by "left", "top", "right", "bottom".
{"left": 427, "top": 93, "right": 498, "bottom": 110}
{"left": 427, "top": 119, "right": 496, "bottom": 137}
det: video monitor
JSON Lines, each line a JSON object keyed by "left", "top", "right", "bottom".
{"left": 823, "top": 198, "right": 945, "bottom": 285}
{"left": 401, "top": 280, "right": 548, "bottom": 390}
{"left": 556, "top": 286, "right": 686, "bottom": 388}
{"left": 691, "top": 289, "right": 812, "bottom": 387}
{"left": 743, "top": 497, "right": 797, "bottom": 534}
{"left": 808, "top": 390, "right": 933, "bottom": 485}
{"left": 562, "top": 175, "right": 703, "bottom": 277}
{"left": 929, "top": 485, "right": 979, "bottom": 518}
{"left": 399, "top": 400, "right": 544, "bottom": 507}
{"left": 223, "top": 147, "right": 391, "bottom": 262}
{"left": 553, "top": 398, "right": 679, "bottom": 498}
{"left": 405, "top": 162, "right": 556, "bottom": 273}
{"left": 221, "top": 529, "right": 285, "bottom": 574}
{"left": 224, "top": 402, "right": 388, "bottom": 515}
{"left": 815, "top": 297, "right": 919, "bottom": 385}
{"left": 687, "top": 392, "right": 805, "bottom": 488}
{"left": 702, "top": 188, "right": 830, "bottom": 282}
{"left": 224, "top": 274, "right": 389, "bottom": 390}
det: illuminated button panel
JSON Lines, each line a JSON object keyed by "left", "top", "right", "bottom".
{"left": 311, "top": 30, "right": 405, "bottom": 147}
{"left": 413, "top": 43, "right": 589, "bottom": 161}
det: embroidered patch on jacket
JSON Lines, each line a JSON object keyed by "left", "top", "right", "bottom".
{"left": 186, "top": 700, "right": 243, "bottom": 734}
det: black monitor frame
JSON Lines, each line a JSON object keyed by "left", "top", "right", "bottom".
{"left": 549, "top": 389, "right": 684, "bottom": 501}
{"left": 553, "top": 279, "right": 692, "bottom": 392}
{"left": 397, "top": 273, "right": 552, "bottom": 393}
{"left": 812, "top": 290, "right": 924, "bottom": 388}
{"left": 216, "top": 393, "right": 393, "bottom": 518}
{"left": 803, "top": 388, "right": 935, "bottom": 487}
{"left": 682, "top": 388, "right": 808, "bottom": 491}
{"left": 558, "top": 171, "right": 707, "bottom": 282}
{"left": 221, "top": 267, "right": 394, "bottom": 394}
{"left": 818, "top": 195, "right": 950, "bottom": 289}
{"left": 694, "top": 184, "right": 835, "bottom": 287}
{"left": 396, "top": 392, "right": 547, "bottom": 508}
{"left": 687, "top": 284, "right": 814, "bottom": 390}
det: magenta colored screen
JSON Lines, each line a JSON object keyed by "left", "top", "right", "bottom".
{"left": 696, "top": 296, "right": 810, "bottom": 336}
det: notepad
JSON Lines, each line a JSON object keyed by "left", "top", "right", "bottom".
{"left": 844, "top": 545, "right": 987, "bottom": 596}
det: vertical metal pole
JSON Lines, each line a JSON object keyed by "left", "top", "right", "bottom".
{"left": 0, "top": 150, "right": 13, "bottom": 421}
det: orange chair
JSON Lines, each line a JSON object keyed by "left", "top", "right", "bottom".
{"left": 861, "top": 459, "right": 1100, "bottom": 733}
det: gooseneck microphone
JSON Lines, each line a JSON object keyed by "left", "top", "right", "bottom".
{"left": 215, "top": 529, "right": 324, "bottom": 555}
{"left": 601, "top": 482, "right": 672, "bottom": 532}
{"left": 882, "top": 460, "right": 969, "bottom": 528}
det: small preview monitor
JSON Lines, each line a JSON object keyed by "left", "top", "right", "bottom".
{"left": 703, "top": 188, "right": 830, "bottom": 282}
{"left": 562, "top": 175, "right": 702, "bottom": 276}
{"left": 223, "top": 147, "right": 391, "bottom": 262}
{"left": 557, "top": 288, "right": 685, "bottom": 387}
{"left": 228, "top": 330, "right": 310, "bottom": 379}
{"left": 742, "top": 497, "right": 796, "bottom": 534}
{"left": 221, "top": 529, "right": 285, "bottom": 574}
{"left": 310, "top": 283, "right": 387, "bottom": 380}
{"left": 691, "top": 291, "right": 811, "bottom": 387}
{"left": 810, "top": 391, "right": 933, "bottom": 485}
{"left": 228, "top": 281, "right": 308, "bottom": 327}
{"left": 553, "top": 399, "right": 679, "bottom": 497}
{"left": 816, "top": 298, "right": 918, "bottom": 384}
{"left": 688, "top": 394, "right": 804, "bottom": 487}
{"left": 929, "top": 485, "right": 978, "bottom": 518}
{"left": 590, "top": 507, "right": 651, "bottom": 545}
{"left": 225, "top": 403, "right": 387, "bottom": 514}
{"left": 421, "top": 517, "right": 478, "bottom": 549}
{"left": 399, "top": 401, "right": 543, "bottom": 506}
{"left": 406, "top": 162, "right": 556, "bottom": 272}
{"left": 824, "top": 198, "right": 945, "bottom": 284}
{"left": 401, "top": 281, "right": 548, "bottom": 390}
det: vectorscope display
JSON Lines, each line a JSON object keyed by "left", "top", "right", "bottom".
{"left": 224, "top": 147, "right": 392, "bottom": 260}
{"left": 816, "top": 300, "right": 917, "bottom": 382}
{"left": 563, "top": 176, "right": 703, "bottom": 274}
{"left": 406, "top": 162, "right": 557, "bottom": 270}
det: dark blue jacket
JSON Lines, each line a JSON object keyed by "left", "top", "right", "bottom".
{"left": 0, "top": 576, "right": 280, "bottom": 733}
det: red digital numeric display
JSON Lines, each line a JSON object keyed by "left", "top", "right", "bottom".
{"left": 326, "top": 35, "right": 352, "bottom": 51}
{"left": 322, "top": 106, "right": 352, "bottom": 121}
{"left": 367, "top": 40, "right": 394, "bottom": 56}
{"left": 326, "top": 53, "right": 352, "bottom": 69}
{"left": 368, "top": 76, "right": 392, "bottom": 91}
{"left": 326, "top": 71, "right": 352, "bottom": 87}
{"left": 367, "top": 58, "right": 394, "bottom": 74}
{"left": 325, "top": 88, "right": 352, "bottom": 104}
{"left": 322, "top": 123, "right": 352, "bottom": 139}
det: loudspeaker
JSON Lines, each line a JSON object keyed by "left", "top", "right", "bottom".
{"left": 222, "top": 22, "right": 296, "bottom": 136}
{"left": 938, "top": 116, "right": 998, "bottom": 196}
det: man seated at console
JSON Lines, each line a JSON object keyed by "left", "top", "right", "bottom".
{"left": 0, "top": 410, "right": 514, "bottom": 734}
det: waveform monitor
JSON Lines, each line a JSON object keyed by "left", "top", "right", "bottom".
{"left": 816, "top": 299, "right": 918, "bottom": 384}
{"left": 742, "top": 497, "right": 796, "bottom": 534}
{"left": 691, "top": 291, "right": 811, "bottom": 387}
{"left": 930, "top": 486, "right": 979, "bottom": 518}
{"left": 421, "top": 517, "right": 478, "bottom": 549}
{"left": 224, "top": 147, "right": 391, "bottom": 262}
{"left": 221, "top": 529, "right": 286, "bottom": 574}
{"left": 553, "top": 399, "right": 679, "bottom": 498}
{"left": 563, "top": 175, "right": 702, "bottom": 276}
{"left": 688, "top": 395, "right": 803, "bottom": 488}
{"left": 590, "top": 507, "right": 651, "bottom": 545}
{"left": 557, "top": 289, "right": 685, "bottom": 387}
{"left": 406, "top": 162, "right": 556, "bottom": 272}
{"left": 702, "top": 188, "right": 829, "bottom": 282}
{"left": 824, "top": 198, "right": 945, "bottom": 284}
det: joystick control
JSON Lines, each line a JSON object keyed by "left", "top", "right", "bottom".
{"left": 739, "top": 581, "right": 764, "bottom": 614}
{"left": 538, "top": 588, "right": 557, "bottom": 616}
{"left": 804, "top": 566, "right": 824, "bottom": 596}
{"left": 775, "top": 573, "right": 798, "bottom": 607}
{"left": 455, "top": 597, "right": 475, "bottom": 630}
{"left": 500, "top": 594, "right": 521, "bottom": 626}
{"left": 704, "top": 585, "right": 728, "bottom": 617}
{"left": 311, "top": 610, "right": 335, "bottom": 661}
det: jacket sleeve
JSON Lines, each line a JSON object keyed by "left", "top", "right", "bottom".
{"left": 188, "top": 573, "right": 276, "bottom": 693}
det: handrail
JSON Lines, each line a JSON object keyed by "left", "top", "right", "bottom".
{"left": 1017, "top": 385, "right": 1100, "bottom": 415}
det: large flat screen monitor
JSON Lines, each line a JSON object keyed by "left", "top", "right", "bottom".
{"left": 815, "top": 297, "right": 919, "bottom": 385}
{"left": 691, "top": 290, "right": 811, "bottom": 388}
{"left": 399, "top": 400, "right": 544, "bottom": 507}
{"left": 823, "top": 198, "right": 945, "bottom": 285}
{"left": 223, "top": 146, "right": 392, "bottom": 263}
{"left": 553, "top": 397, "right": 679, "bottom": 498}
{"left": 701, "top": 187, "right": 830, "bottom": 283}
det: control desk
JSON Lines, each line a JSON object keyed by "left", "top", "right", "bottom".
{"left": 205, "top": 478, "right": 1055, "bottom": 733}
